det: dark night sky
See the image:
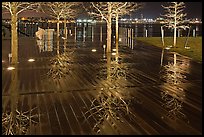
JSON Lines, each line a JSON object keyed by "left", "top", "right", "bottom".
{"left": 132, "top": 2, "right": 202, "bottom": 19}
{"left": 2, "top": 2, "right": 202, "bottom": 19}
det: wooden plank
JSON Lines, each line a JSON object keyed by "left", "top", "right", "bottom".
{"left": 56, "top": 93, "right": 75, "bottom": 134}
{"left": 44, "top": 93, "right": 63, "bottom": 134}
{"left": 57, "top": 92, "right": 82, "bottom": 134}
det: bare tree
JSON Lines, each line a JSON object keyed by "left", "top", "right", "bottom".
{"left": 84, "top": 2, "right": 115, "bottom": 53}
{"left": 40, "top": 3, "right": 72, "bottom": 39}
{"left": 39, "top": 2, "right": 81, "bottom": 51}
{"left": 161, "top": 2, "right": 189, "bottom": 47}
{"left": 112, "top": 2, "right": 142, "bottom": 61}
{"left": 61, "top": 2, "right": 82, "bottom": 50}
{"left": 2, "top": 2, "right": 39, "bottom": 64}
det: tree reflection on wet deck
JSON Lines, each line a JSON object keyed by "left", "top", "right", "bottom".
{"left": 2, "top": 35, "right": 202, "bottom": 135}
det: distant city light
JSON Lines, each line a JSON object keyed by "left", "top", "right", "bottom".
{"left": 21, "top": 17, "right": 27, "bottom": 20}
{"left": 7, "top": 66, "right": 15, "bottom": 70}
{"left": 77, "top": 19, "right": 82, "bottom": 22}
{"left": 77, "top": 19, "right": 94, "bottom": 23}
{"left": 28, "top": 58, "right": 35, "bottom": 62}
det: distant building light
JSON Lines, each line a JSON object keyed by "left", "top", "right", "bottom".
{"left": 112, "top": 49, "right": 116, "bottom": 52}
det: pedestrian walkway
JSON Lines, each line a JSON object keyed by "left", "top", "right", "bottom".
{"left": 2, "top": 37, "right": 202, "bottom": 135}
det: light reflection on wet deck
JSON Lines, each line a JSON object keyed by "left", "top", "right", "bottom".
{"left": 2, "top": 32, "right": 202, "bottom": 135}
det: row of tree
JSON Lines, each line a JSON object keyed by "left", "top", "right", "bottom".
{"left": 2, "top": 2, "right": 188, "bottom": 64}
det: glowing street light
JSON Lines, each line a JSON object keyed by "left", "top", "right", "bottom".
{"left": 112, "top": 52, "right": 116, "bottom": 56}
{"left": 7, "top": 66, "right": 15, "bottom": 70}
{"left": 92, "top": 49, "right": 97, "bottom": 52}
{"left": 28, "top": 58, "right": 35, "bottom": 62}
{"left": 165, "top": 47, "right": 171, "bottom": 50}
{"left": 62, "top": 37, "right": 66, "bottom": 40}
{"left": 112, "top": 49, "right": 116, "bottom": 52}
{"left": 185, "top": 46, "right": 190, "bottom": 49}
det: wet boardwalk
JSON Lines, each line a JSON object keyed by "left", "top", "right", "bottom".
{"left": 2, "top": 37, "right": 202, "bottom": 135}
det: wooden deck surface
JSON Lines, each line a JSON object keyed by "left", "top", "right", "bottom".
{"left": 2, "top": 37, "right": 202, "bottom": 135}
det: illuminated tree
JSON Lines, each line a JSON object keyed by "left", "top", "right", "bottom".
{"left": 84, "top": 2, "right": 115, "bottom": 53}
{"left": 84, "top": 89, "right": 129, "bottom": 134}
{"left": 38, "top": 2, "right": 81, "bottom": 55}
{"left": 160, "top": 53, "right": 190, "bottom": 123}
{"left": 2, "top": 2, "right": 39, "bottom": 64}
{"left": 112, "top": 2, "right": 142, "bottom": 61}
{"left": 2, "top": 64, "right": 39, "bottom": 135}
{"left": 61, "top": 3, "right": 82, "bottom": 50}
{"left": 161, "top": 2, "right": 189, "bottom": 47}
{"left": 39, "top": 2, "right": 78, "bottom": 40}
{"left": 47, "top": 51, "right": 74, "bottom": 80}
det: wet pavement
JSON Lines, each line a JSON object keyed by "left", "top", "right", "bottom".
{"left": 2, "top": 35, "right": 202, "bottom": 135}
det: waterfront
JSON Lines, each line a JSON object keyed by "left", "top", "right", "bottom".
{"left": 2, "top": 21, "right": 202, "bottom": 39}
{"left": 2, "top": 21, "right": 202, "bottom": 135}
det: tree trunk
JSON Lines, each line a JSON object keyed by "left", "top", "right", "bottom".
{"left": 64, "top": 18, "right": 67, "bottom": 39}
{"left": 57, "top": 17, "right": 60, "bottom": 54}
{"left": 173, "top": 4, "right": 177, "bottom": 47}
{"left": 63, "top": 18, "right": 67, "bottom": 50}
{"left": 107, "top": 53, "right": 111, "bottom": 79}
{"left": 11, "top": 10, "right": 18, "bottom": 64}
{"left": 160, "top": 49, "right": 164, "bottom": 66}
{"left": 57, "top": 38, "right": 60, "bottom": 55}
{"left": 173, "top": 53, "right": 177, "bottom": 66}
{"left": 10, "top": 64, "right": 18, "bottom": 126}
{"left": 173, "top": 27, "right": 177, "bottom": 47}
{"left": 106, "top": 3, "right": 112, "bottom": 53}
{"left": 115, "top": 13, "right": 119, "bottom": 61}
{"left": 161, "top": 26, "right": 164, "bottom": 47}
{"left": 57, "top": 18, "right": 60, "bottom": 40}
{"left": 74, "top": 26, "right": 76, "bottom": 41}
{"left": 107, "top": 22, "right": 112, "bottom": 53}
{"left": 100, "top": 26, "right": 102, "bottom": 42}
